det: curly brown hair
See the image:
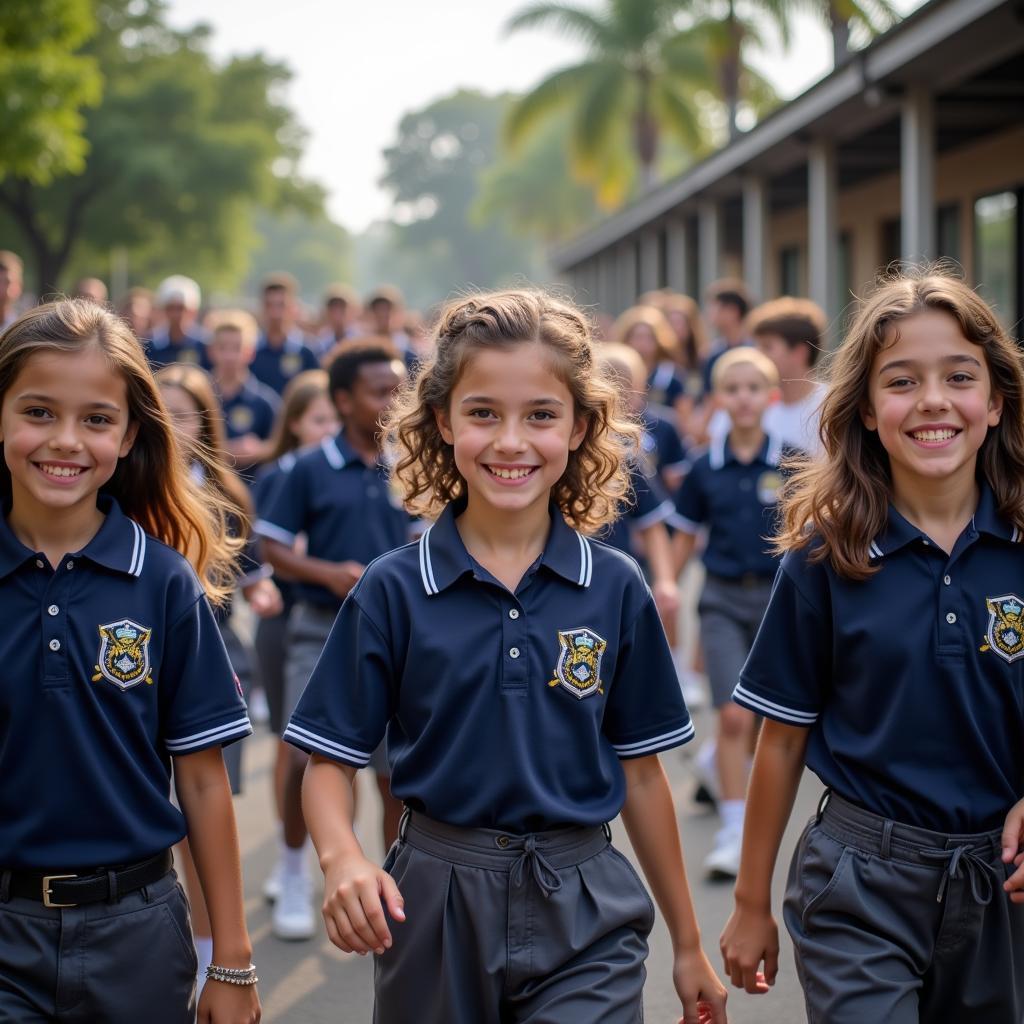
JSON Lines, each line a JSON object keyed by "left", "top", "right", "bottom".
{"left": 776, "top": 268, "right": 1024, "bottom": 579}
{"left": 384, "top": 289, "right": 640, "bottom": 532}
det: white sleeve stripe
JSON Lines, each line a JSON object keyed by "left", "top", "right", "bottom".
{"left": 253, "top": 519, "right": 297, "bottom": 545}
{"left": 733, "top": 684, "right": 818, "bottom": 724}
{"left": 612, "top": 721, "right": 695, "bottom": 754}
{"left": 671, "top": 513, "right": 701, "bottom": 534}
{"left": 165, "top": 716, "right": 252, "bottom": 747}
{"left": 165, "top": 719, "right": 252, "bottom": 750}
{"left": 633, "top": 500, "right": 674, "bottom": 530}
{"left": 283, "top": 723, "right": 372, "bottom": 764}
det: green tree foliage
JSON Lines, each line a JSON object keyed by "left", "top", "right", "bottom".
{"left": 0, "top": 0, "right": 102, "bottom": 184}
{"left": 797, "top": 0, "right": 901, "bottom": 64}
{"left": 0, "top": 0, "right": 323, "bottom": 295}
{"left": 372, "top": 89, "right": 548, "bottom": 309}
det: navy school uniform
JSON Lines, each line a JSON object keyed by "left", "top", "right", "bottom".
{"left": 250, "top": 329, "right": 319, "bottom": 396}
{"left": 145, "top": 326, "right": 208, "bottom": 371}
{"left": 640, "top": 405, "right": 690, "bottom": 485}
{"left": 599, "top": 462, "right": 675, "bottom": 566}
{"left": 220, "top": 375, "right": 280, "bottom": 444}
{"left": 735, "top": 482, "right": 1024, "bottom": 1021}
{"left": 0, "top": 496, "right": 250, "bottom": 1023}
{"left": 646, "top": 361, "right": 686, "bottom": 411}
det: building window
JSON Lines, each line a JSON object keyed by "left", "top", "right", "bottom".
{"left": 936, "top": 203, "right": 960, "bottom": 266}
{"left": 779, "top": 246, "right": 801, "bottom": 296}
{"left": 974, "top": 190, "right": 1020, "bottom": 337}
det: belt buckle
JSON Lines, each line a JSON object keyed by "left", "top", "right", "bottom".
{"left": 42, "top": 874, "right": 77, "bottom": 908}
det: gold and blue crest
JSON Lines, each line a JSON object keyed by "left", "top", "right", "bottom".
{"left": 980, "top": 594, "right": 1024, "bottom": 663}
{"left": 94, "top": 619, "right": 154, "bottom": 689}
{"left": 548, "top": 627, "right": 607, "bottom": 699}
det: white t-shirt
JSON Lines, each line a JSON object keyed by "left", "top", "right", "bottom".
{"left": 707, "top": 384, "right": 826, "bottom": 454}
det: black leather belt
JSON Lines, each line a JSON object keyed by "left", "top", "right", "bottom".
{"left": 4, "top": 850, "right": 173, "bottom": 907}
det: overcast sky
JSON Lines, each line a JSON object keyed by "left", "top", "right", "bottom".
{"left": 165, "top": 0, "right": 924, "bottom": 233}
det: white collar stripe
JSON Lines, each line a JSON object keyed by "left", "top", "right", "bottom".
{"left": 321, "top": 437, "right": 346, "bottom": 470}
{"left": 128, "top": 521, "right": 147, "bottom": 577}
{"left": 869, "top": 540, "right": 883, "bottom": 559}
{"left": 1013, "top": 526, "right": 1021, "bottom": 543}
{"left": 419, "top": 527, "right": 438, "bottom": 595}
{"left": 575, "top": 532, "right": 593, "bottom": 587}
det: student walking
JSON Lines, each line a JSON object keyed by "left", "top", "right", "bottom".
{"left": 0, "top": 300, "right": 259, "bottom": 1023}
{"left": 720, "top": 272, "right": 1024, "bottom": 1022}
{"left": 288, "top": 290, "right": 727, "bottom": 1024}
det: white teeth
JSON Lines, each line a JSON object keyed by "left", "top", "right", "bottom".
{"left": 39, "top": 464, "right": 83, "bottom": 478}
{"left": 489, "top": 466, "right": 533, "bottom": 480}
{"left": 912, "top": 429, "right": 957, "bottom": 442}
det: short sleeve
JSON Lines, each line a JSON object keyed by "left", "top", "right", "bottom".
{"left": 628, "top": 468, "right": 673, "bottom": 529}
{"left": 161, "top": 594, "right": 251, "bottom": 755}
{"left": 283, "top": 591, "right": 395, "bottom": 767}
{"left": 673, "top": 461, "right": 707, "bottom": 534}
{"left": 255, "top": 457, "right": 310, "bottom": 545}
{"left": 657, "top": 423, "right": 688, "bottom": 471}
{"left": 732, "top": 552, "right": 830, "bottom": 726}
{"left": 603, "top": 594, "right": 694, "bottom": 758}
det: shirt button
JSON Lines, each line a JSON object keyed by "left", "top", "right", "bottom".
{"left": 946, "top": 612, "right": 957, "bottom": 624}
{"left": 943, "top": 575, "right": 951, "bottom": 586}
{"left": 509, "top": 647, "right": 520, "bottom": 659}
{"left": 496, "top": 835, "right": 511, "bottom": 849}
{"left": 48, "top": 639, "right": 61, "bottom": 651}
{"left": 35, "top": 559, "right": 44, "bottom": 569}
{"left": 47, "top": 605, "right": 59, "bottom": 616}
{"left": 65, "top": 560, "right": 74, "bottom": 570}
{"left": 508, "top": 609, "right": 520, "bottom": 620}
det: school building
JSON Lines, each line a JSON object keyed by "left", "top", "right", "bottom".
{"left": 552, "top": 0, "right": 1024, "bottom": 341}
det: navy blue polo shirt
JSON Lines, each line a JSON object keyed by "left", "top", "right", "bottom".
{"left": 253, "top": 452, "right": 298, "bottom": 606}
{"left": 146, "top": 327, "right": 208, "bottom": 371}
{"left": 255, "top": 433, "right": 411, "bottom": 609}
{"left": 220, "top": 376, "right": 280, "bottom": 441}
{"left": 647, "top": 361, "right": 686, "bottom": 410}
{"left": 284, "top": 500, "right": 694, "bottom": 832}
{"left": 673, "top": 433, "right": 787, "bottom": 580}
{"left": 640, "top": 406, "right": 689, "bottom": 481}
{"left": 601, "top": 464, "right": 674, "bottom": 560}
{"left": 735, "top": 483, "right": 1024, "bottom": 833}
{"left": 0, "top": 497, "right": 251, "bottom": 868}
{"left": 250, "top": 330, "right": 320, "bottom": 395}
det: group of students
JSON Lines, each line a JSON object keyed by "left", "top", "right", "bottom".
{"left": 0, "top": 251, "right": 1021, "bottom": 1024}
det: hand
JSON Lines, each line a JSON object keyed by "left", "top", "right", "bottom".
{"left": 652, "top": 579, "right": 681, "bottom": 623}
{"left": 243, "top": 578, "right": 283, "bottom": 618}
{"left": 229, "top": 434, "right": 267, "bottom": 464}
{"left": 673, "top": 945, "right": 728, "bottom": 1023}
{"left": 1002, "top": 797, "right": 1024, "bottom": 903}
{"left": 321, "top": 852, "right": 405, "bottom": 955}
{"left": 325, "top": 561, "right": 365, "bottom": 600}
{"left": 197, "top": 978, "right": 260, "bottom": 1023}
{"left": 720, "top": 903, "right": 777, "bottom": 994}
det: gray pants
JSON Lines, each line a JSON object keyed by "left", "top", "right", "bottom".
{"left": 785, "top": 791, "right": 1024, "bottom": 1023}
{"left": 0, "top": 869, "right": 195, "bottom": 1023}
{"left": 374, "top": 812, "right": 654, "bottom": 1024}
{"left": 698, "top": 574, "right": 773, "bottom": 708}
{"left": 219, "top": 621, "right": 253, "bottom": 795}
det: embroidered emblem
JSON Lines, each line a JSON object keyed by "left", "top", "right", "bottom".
{"left": 980, "top": 594, "right": 1024, "bottom": 663}
{"left": 757, "top": 470, "right": 783, "bottom": 505}
{"left": 548, "top": 627, "right": 607, "bottom": 699}
{"left": 280, "top": 352, "right": 302, "bottom": 379}
{"left": 179, "top": 348, "right": 198, "bottom": 365}
{"left": 229, "top": 404, "right": 254, "bottom": 432}
{"left": 93, "top": 619, "right": 154, "bottom": 689}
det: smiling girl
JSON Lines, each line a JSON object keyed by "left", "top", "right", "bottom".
{"left": 288, "top": 289, "right": 727, "bottom": 1023}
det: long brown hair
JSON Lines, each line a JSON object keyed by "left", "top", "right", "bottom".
{"left": 776, "top": 270, "right": 1024, "bottom": 579}
{"left": 264, "top": 369, "right": 330, "bottom": 462}
{"left": 0, "top": 300, "right": 242, "bottom": 604}
{"left": 385, "top": 289, "right": 639, "bottom": 532}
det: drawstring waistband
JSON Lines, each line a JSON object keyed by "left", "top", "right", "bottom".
{"left": 921, "top": 844, "right": 1000, "bottom": 905}
{"left": 509, "top": 835, "right": 562, "bottom": 898}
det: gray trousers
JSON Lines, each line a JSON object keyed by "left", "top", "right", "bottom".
{"left": 0, "top": 869, "right": 195, "bottom": 1023}
{"left": 374, "top": 811, "right": 655, "bottom": 1024}
{"left": 785, "top": 791, "right": 1024, "bottom": 1023}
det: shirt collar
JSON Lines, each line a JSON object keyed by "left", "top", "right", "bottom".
{"left": 0, "top": 495, "right": 148, "bottom": 580}
{"left": 417, "top": 500, "right": 594, "bottom": 596}
{"left": 257, "top": 328, "right": 305, "bottom": 352}
{"left": 148, "top": 325, "right": 202, "bottom": 350}
{"left": 709, "top": 433, "right": 783, "bottom": 471}
{"left": 320, "top": 431, "right": 364, "bottom": 470}
{"left": 869, "top": 479, "right": 1018, "bottom": 560}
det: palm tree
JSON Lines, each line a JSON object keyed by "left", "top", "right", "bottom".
{"left": 504, "top": 0, "right": 717, "bottom": 194}
{"left": 803, "top": 0, "right": 901, "bottom": 65}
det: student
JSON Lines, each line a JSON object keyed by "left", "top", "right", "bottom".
{"left": 750, "top": 297, "right": 827, "bottom": 455}
{"left": 289, "top": 290, "right": 727, "bottom": 1024}
{"left": 256, "top": 341, "right": 411, "bottom": 942}
{"left": 250, "top": 370, "right": 338, "bottom": 905}
{"left": 0, "top": 250, "right": 24, "bottom": 331}
{"left": 119, "top": 286, "right": 154, "bottom": 343}
{"left": 251, "top": 274, "right": 319, "bottom": 396}
{"left": 612, "top": 304, "right": 688, "bottom": 423}
{"left": 0, "top": 300, "right": 259, "bottom": 1023}
{"left": 315, "top": 284, "right": 360, "bottom": 357}
{"left": 148, "top": 275, "right": 207, "bottom": 370}
{"left": 205, "top": 310, "right": 281, "bottom": 478}
{"left": 701, "top": 280, "right": 752, "bottom": 395}
{"left": 673, "top": 347, "right": 788, "bottom": 879}
{"left": 73, "top": 276, "right": 108, "bottom": 305}
{"left": 720, "top": 272, "right": 1024, "bottom": 1021}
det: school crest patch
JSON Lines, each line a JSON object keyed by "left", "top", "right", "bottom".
{"left": 280, "top": 352, "right": 302, "bottom": 379}
{"left": 94, "top": 619, "right": 154, "bottom": 689}
{"left": 229, "top": 404, "right": 254, "bottom": 432}
{"left": 980, "top": 595, "right": 1024, "bottom": 663}
{"left": 548, "top": 627, "right": 607, "bottom": 699}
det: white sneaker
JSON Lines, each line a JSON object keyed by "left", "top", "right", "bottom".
{"left": 272, "top": 872, "right": 315, "bottom": 941}
{"left": 692, "top": 738, "right": 720, "bottom": 804}
{"left": 704, "top": 825, "right": 742, "bottom": 879}
{"left": 262, "top": 859, "right": 283, "bottom": 903}
{"left": 248, "top": 687, "right": 270, "bottom": 725}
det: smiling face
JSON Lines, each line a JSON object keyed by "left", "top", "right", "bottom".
{"left": 434, "top": 343, "right": 587, "bottom": 520}
{"left": 0, "top": 346, "right": 138, "bottom": 516}
{"left": 715, "top": 360, "right": 775, "bottom": 431}
{"left": 861, "top": 309, "right": 1002, "bottom": 495}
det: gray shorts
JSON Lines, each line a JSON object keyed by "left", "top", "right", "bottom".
{"left": 697, "top": 574, "right": 773, "bottom": 708}
{"left": 287, "top": 602, "right": 389, "bottom": 775}
{"left": 219, "top": 621, "right": 252, "bottom": 795}
{"left": 784, "top": 791, "right": 1024, "bottom": 1023}
{"left": 0, "top": 869, "right": 195, "bottom": 1023}
{"left": 374, "top": 812, "right": 654, "bottom": 1024}
{"left": 254, "top": 605, "right": 290, "bottom": 735}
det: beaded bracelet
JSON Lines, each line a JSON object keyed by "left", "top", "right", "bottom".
{"left": 206, "top": 963, "right": 258, "bottom": 986}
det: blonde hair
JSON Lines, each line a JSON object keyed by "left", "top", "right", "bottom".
{"left": 0, "top": 301, "right": 242, "bottom": 604}
{"left": 711, "top": 346, "right": 780, "bottom": 390}
{"left": 642, "top": 290, "right": 709, "bottom": 369}
{"left": 266, "top": 369, "right": 331, "bottom": 462}
{"left": 776, "top": 269, "right": 1024, "bottom": 579}
{"left": 611, "top": 305, "right": 680, "bottom": 363}
{"left": 205, "top": 308, "right": 258, "bottom": 351}
{"left": 385, "top": 289, "right": 639, "bottom": 532}
{"left": 597, "top": 341, "right": 646, "bottom": 387}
